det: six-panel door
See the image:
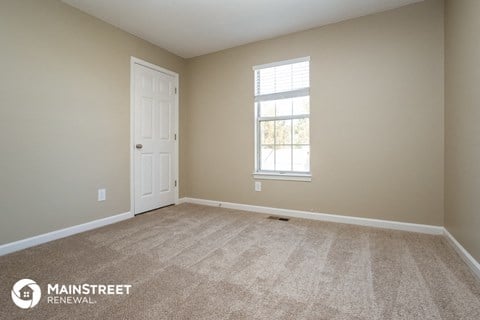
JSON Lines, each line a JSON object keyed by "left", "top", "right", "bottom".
{"left": 134, "top": 63, "right": 176, "bottom": 214}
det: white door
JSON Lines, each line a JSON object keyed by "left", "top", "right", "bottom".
{"left": 133, "top": 62, "right": 177, "bottom": 214}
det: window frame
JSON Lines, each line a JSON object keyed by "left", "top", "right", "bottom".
{"left": 253, "top": 57, "right": 312, "bottom": 182}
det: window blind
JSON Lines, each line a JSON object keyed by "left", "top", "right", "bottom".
{"left": 254, "top": 58, "right": 309, "bottom": 99}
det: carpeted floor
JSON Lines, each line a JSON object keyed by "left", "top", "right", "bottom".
{"left": 1, "top": 203, "right": 480, "bottom": 319}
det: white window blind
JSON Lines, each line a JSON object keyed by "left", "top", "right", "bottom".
{"left": 255, "top": 58, "right": 309, "bottom": 99}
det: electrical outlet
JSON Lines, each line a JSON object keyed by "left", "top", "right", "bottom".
{"left": 98, "top": 189, "right": 106, "bottom": 201}
{"left": 255, "top": 181, "right": 262, "bottom": 192}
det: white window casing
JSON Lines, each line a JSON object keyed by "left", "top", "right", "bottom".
{"left": 253, "top": 57, "right": 311, "bottom": 181}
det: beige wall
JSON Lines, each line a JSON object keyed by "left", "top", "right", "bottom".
{"left": 185, "top": 0, "right": 445, "bottom": 225}
{"left": 445, "top": 0, "right": 480, "bottom": 261}
{"left": 0, "top": 0, "right": 186, "bottom": 245}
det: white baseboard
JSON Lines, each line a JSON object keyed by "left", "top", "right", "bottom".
{"left": 444, "top": 228, "right": 480, "bottom": 279}
{"left": 0, "top": 211, "right": 133, "bottom": 256}
{"left": 178, "top": 197, "right": 444, "bottom": 235}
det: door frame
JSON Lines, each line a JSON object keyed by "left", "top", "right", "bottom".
{"left": 130, "top": 56, "right": 179, "bottom": 216}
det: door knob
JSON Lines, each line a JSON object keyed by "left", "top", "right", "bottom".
{"left": 135, "top": 144, "right": 143, "bottom": 149}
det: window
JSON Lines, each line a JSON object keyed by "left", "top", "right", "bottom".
{"left": 253, "top": 57, "right": 311, "bottom": 181}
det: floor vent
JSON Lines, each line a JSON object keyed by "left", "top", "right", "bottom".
{"left": 268, "top": 216, "right": 290, "bottom": 222}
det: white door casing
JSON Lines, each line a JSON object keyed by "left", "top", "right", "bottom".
{"left": 131, "top": 58, "right": 178, "bottom": 215}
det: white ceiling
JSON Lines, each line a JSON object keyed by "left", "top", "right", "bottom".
{"left": 62, "top": 0, "right": 422, "bottom": 58}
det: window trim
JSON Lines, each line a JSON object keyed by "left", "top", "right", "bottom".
{"left": 253, "top": 56, "right": 310, "bottom": 71}
{"left": 252, "top": 172, "right": 312, "bottom": 182}
{"left": 253, "top": 57, "right": 311, "bottom": 179}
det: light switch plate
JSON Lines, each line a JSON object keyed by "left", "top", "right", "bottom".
{"left": 98, "top": 189, "right": 106, "bottom": 201}
{"left": 255, "top": 181, "right": 262, "bottom": 192}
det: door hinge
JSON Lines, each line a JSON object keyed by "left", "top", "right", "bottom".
{"left": 174, "top": 180, "right": 177, "bottom": 187}
{"left": 174, "top": 87, "right": 177, "bottom": 94}
{"left": 174, "top": 133, "right": 177, "bottom": 141}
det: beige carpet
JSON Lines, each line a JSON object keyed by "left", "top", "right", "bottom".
{"left": 1, "top": 203, "right": 479, "bottom": 319}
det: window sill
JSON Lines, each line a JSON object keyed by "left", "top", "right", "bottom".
{"left": 252, "top": 172, "right": 312, "bottom": 182}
